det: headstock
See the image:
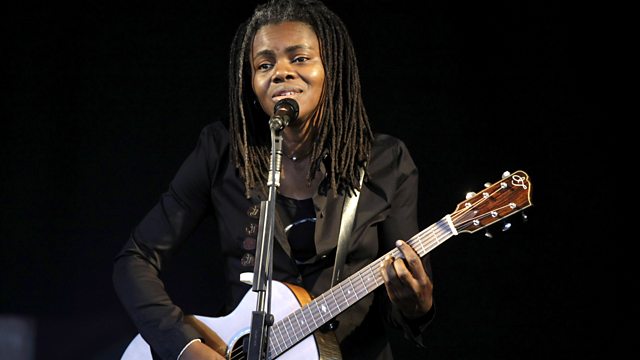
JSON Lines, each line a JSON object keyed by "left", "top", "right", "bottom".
{"left": 451, "top": 170, "right": 532, "bottom": 234}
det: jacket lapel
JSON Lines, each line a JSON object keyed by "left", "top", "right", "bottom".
{"left": 313, "top": 188, "right": 345, "bottom": 257}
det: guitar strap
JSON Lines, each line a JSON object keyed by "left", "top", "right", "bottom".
{"left": 330, "top": 166, "right": 365, "bottom": 288}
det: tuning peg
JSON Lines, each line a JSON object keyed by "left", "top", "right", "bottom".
{"left": 484, "top": 182, "right": 492, "bottom": 188}
{"left": 465, "top": 192, "right": 476, "bottom": 200}
{"left": 521, "top": 212, "right": 528, "bottom": 223}
{"left": 501, "top": 221, "right": 512, "bottom": 232}
{"left": 484, "top": 230, "right": 493, "bottom": 238}
{"left": 502, "top": 171, "right": 511, "bottom": 179}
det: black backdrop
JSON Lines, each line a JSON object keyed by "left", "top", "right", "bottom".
{"left": 3, "top": 1, "right": 611, "bottom": 359}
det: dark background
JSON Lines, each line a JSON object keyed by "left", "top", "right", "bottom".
{"left": 3, "top": 0, "right": 612, "bottom": 359}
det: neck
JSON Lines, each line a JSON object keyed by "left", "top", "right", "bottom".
{"left": 282, "top": 120, "right": 316, "bottom": 162}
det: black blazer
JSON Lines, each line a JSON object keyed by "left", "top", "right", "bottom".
{"left": 113, "top": 120, "right": 433, "bottom": 360}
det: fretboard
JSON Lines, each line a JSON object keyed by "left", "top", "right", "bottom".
{"left": 267, "top": 215, "right": 456, "bottom": 358}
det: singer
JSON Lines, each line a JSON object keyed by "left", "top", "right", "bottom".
{"left": 113, "top": 1, "right": 434, "bottom": 359}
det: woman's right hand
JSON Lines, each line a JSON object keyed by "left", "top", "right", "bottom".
{"left": 180, "top": 340, "right": 226, "bottom": 360}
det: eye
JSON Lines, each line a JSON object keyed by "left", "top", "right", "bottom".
{"left": 292, "top": 56, "right": 309, "bottom": 63}
{"left": 257, "top": 62, "right": 273, "bottom": 71}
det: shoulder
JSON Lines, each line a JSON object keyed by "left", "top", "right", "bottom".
{"left": 367, "top": 133, "right": 418, "bottom": 183}
{"left": 200, "top": 119, "right": 230, "bottom": 140}
{"left": 364, "top": 133, "right": 418, "bottom": 198}
{"left": 372, "top": 133, "right": 408, "bottom": 151}
{"left": 196, "top": 119, "right": 231, "bottom": 151}
{"left": 370, "top": 133, "right": 415, "bottom": 167}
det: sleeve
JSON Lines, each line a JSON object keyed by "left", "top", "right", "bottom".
{"left": 112, "top": 124, "right": 222, "bottom": 360}
{"left": 380, "top": 138, "right": 435, "bottom": 347}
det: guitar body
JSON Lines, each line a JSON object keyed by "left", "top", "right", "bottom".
{"left": 121, "top": 280, "right": 341, "bottom": 360}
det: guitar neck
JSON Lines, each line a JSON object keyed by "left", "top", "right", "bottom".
{"left": 267, "top": 216, "right": 457, "bottom": 357}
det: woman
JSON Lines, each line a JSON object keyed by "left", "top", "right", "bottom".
{"left": 113, "top": 1, "right": 434, "bottom": 359}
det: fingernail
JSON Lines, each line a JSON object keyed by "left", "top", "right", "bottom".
{"left": 396, "top": 240, "right": 403, "bottom": 247}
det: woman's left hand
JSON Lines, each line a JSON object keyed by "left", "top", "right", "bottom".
{"left": 380, "top": 240, "right": 433, "bottom": 319}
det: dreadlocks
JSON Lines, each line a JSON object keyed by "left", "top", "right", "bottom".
{"left": 228, "top": 0, "right": 373, "bottom": 197}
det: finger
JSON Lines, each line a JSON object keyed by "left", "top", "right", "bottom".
{"left": 395, "top": 240, "right": 428, "bottom": 283}
{"left": 389, "top": 257, "right": 419, "bottom": 302}
{"left": 392, "top": 256, "right": 417, "bottom": 289}
{"left": 389, "top": 256, "right": 434, "bottom": 317}
{"left": 380, "top": 256, "right": 403, "bottom": 302}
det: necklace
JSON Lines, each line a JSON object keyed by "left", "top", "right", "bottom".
{"left": 283, "top": 143, "right": 312, "bottom": 162}
{"left": 284, "top": 148, "right": 311, "bottom": 162}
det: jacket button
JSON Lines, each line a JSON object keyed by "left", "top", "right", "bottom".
{"left": 242, "top": 237, "right": 256, "bottom": 251}
{"left": 246, "top": 204, "right": 260, "bottom": 219}
{"left": 240, "top": 253, "right": 255, "bottom": 267}
{"left": 245, "top": 223, "right": 258, "bottom": 236}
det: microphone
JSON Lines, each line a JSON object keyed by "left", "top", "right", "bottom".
{"left": 269, "top": 98, "right": 299, "bottom": 131}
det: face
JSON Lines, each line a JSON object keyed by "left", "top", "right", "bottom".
{"left": 251, "top": 21, "right": 325, "bottom": 125}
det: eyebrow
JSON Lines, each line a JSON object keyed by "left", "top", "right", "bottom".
{"left": 253, "top": 44, "right": 313, "bottom": 59}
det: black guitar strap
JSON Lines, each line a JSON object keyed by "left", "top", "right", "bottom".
{"left": 330, "top": 166, "right": 365, "bottom": 288}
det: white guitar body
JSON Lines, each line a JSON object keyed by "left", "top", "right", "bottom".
{"left": 122, "top": 281, "right": 321, "bottom": 360}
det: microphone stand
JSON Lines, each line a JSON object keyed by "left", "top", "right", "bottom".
{"left": 247, "top": 119, "right": 286, "bottom": 360}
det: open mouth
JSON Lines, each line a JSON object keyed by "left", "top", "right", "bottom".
{"left": 272, "top": 89, "right": 302, "bottom": 101}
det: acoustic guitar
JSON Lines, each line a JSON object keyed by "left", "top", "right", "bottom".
{"left": 122, "top": 170, "right": 533, "bottom": 360}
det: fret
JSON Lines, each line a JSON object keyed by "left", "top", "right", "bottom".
{"left": 329, "top": 288, "right": 342, "bottom": 312}
{"left": 434, "top": 219, "right": 453, "bottom": 250}
{"left": 341, "top": 283, "right": 357, "bottom": 312}
{"left": 325, "top": 291, "right": 338, "bottom": 317}
{"left": 315, "top": 299, "right": 326, "bottom": 323}
{"left": 357, "top": 270, "right": 368, "bottom": 294}
{"left": 268, "top": 329, "right": 281, "bottom": 356}
{"left": 348, "top": 278, "right": 359, "bottom": 301}
{"left": 318, "top": 296, "right": 333, "bottom": 319}
{"left": 311, "top": 299, "right": 324, "bottom": 328}
{"left": 418, "top": 229, "right": 428, "bottom": 256}
{"left": 298, "top": 309, "right": 311, "bottom": 334}
{"left": 430, "top": 227, "right": 439, "bottom": 249}
{"left": 304, "top": 307, "right": 317, "bottom": 331}
{"left": 363, "top": 264, "right": 375, "bottom": 289}
{"left": 294, "top": 311, "right": 306, "bottom": 335}
{"left": 283, "top": 316, "right": 296, "bottom": 347}
{"left": 274, "top": 324, "right": 286, "bottom": 351}
{"left": 267, "top": 342, "right": 276, "bottom": 359}
{"left": 339, "top": 281, "right": 349, "bottom": 305}
{"left": 293, "top": 316, "right": 303, "bottom": 344}
{"left": 368, "top": 263, "right": 381, "bottom": 288}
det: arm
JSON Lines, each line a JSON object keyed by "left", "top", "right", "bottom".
{"left": 113, "top": 124, "right": 224, "bottom": 359}
{"left": 378, "top": 139, "right": 435, "bottom": 345}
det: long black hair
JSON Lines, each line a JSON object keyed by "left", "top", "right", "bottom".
{"left": 228, "top": 0, "right": 373, "bottom": 197}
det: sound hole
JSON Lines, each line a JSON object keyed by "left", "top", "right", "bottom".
{"left": 227, "top": 334, "right": 249, "bottom": 360}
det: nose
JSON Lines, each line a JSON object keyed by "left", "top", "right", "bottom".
{"left": 272, "top": 61, "right": 295, "bottom": 83}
